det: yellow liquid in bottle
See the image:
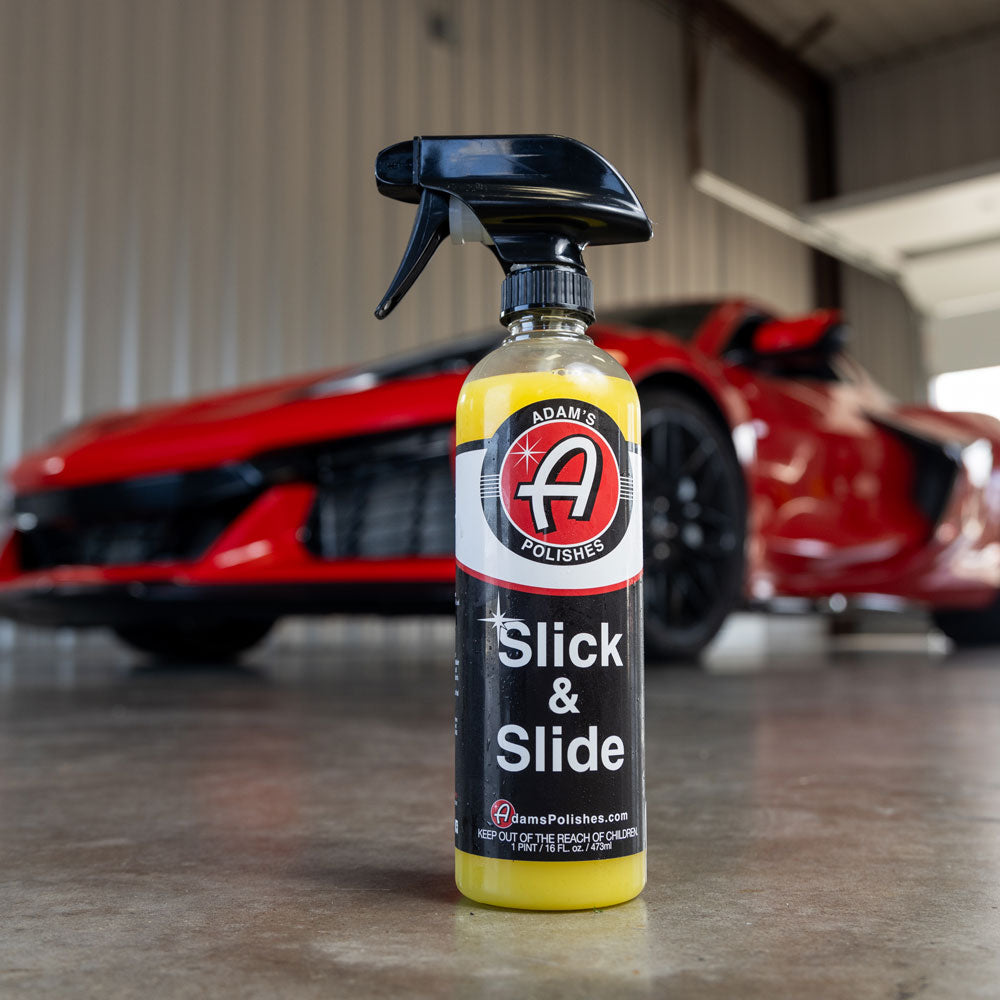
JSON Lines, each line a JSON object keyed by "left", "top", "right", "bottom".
{"left": 455, "top": 369, "right": 645, "bottom": 911}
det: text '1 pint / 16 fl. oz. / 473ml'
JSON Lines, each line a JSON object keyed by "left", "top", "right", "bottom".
{"left": 374, "top": 135, "right": 653, "bottom": 909}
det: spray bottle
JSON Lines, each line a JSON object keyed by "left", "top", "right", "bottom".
{"left": 375, "top": 135, "right": 652, "bottom": 910}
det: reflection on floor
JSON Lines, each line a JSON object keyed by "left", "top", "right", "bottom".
{"left": 1, "top": 618, "right": 999, "bottom": 998}
{"left": 704, "top": 610, "right": 949, "bottom": 672}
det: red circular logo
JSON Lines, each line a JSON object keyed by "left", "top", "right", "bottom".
{"left": 480, "top": 400, "right": 634, "bottom": 565}
{"left": 490, "top": 799, "right": 516, "bottom": 829}
{"left": 499, "top": 421, "right": 620, "bottom": 546}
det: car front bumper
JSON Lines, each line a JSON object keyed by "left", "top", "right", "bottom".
{"left": 0, "top": 482, "right": 456, "bottom": 627}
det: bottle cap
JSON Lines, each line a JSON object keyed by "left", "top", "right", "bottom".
{"left": 500, "top": 266, "right": 595, "bottom": 326}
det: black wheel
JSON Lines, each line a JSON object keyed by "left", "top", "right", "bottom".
{"left": 933, "top": 592, "right": 1000, "bottom": 647}
{"left": 640, "top": 387, "right": 746, "bottom": 663}
{"left": 113, "top": 618, "right": 276, "bottom": 662}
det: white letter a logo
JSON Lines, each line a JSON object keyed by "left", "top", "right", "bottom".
{"left": 514, "top": 435, "right": 602, "bottom": 533}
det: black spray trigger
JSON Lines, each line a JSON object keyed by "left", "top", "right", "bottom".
{"left": 374, "top": 188, "right": 450, "bottom": 320}
{"left": 374, "top": 135, "right": 652, "bottom": 325}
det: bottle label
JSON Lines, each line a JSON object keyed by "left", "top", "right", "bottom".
{"left": 455, "top": 398, "right": 642, "bottom": 589}
{"left": 455, "top": 397, "right": 644, "bottom": 863}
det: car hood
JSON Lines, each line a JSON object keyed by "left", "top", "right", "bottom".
{"left": 9, "top": 361, "right": 473, "bottom": 493}
{"left": 8, "top": 322, "right": 708, "bottom": 495}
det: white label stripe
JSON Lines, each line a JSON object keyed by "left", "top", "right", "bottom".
{"left": 456, "top": 448, "right": 643, "bottom": 591}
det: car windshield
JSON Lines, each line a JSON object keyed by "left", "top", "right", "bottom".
{"left": 600, "top": 301, "right": 720, "bottom": 342}
{"left": 302, "top": 332, "right": 500, "bottom": 398}
{"left": 302, "top": 301, "right": 721, "bottom": 399}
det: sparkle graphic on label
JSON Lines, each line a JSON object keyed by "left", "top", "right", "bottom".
{"left": 511, "top": 435, "right": 542, "bottom": 471}
{"left": 478, "top": 596, "right": 524, "bottom": 639}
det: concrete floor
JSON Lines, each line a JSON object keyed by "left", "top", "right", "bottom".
{"left": 2, "top": 625, "right": 1000, "bottom": 998}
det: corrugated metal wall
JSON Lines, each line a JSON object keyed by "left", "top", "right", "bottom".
{"left": 840, "top": 270, "right": 924, "bottom": 400}
{"left": 0, "top": 0, "right": 812, "bottom": 652}
{"left": 835, "top": 30, "right": 1000, "bottom": 399}
{"left": 838, "top": 31, "right": 1000, "bottom": 192}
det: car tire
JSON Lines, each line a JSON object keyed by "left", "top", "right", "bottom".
{"left": 640, "top": 387, "right": 747, "bottom": 664}
{"left": 933, "top": 593, "right": 1000, "bottom": 647}
{"left": 113, "top": 618, "right": 276, "bottom": 662}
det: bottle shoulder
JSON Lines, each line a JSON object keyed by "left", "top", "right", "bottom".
{"left": 465, "top": 334, "right": 632, "bottom": 385}
{"left": 457, "top": 335, "right": 639, "bottom": 445}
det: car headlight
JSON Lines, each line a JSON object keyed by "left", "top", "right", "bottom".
{"left": 0, "top": 484, "right": 39, "bottom": 538}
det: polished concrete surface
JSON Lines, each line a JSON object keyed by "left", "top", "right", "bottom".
{"left": 2, "top": 624, "right": 1000, "bottom": 998}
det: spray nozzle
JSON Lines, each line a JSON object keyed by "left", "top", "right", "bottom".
{"left": 374, "top": 135, "right": 652, "bottom": 325}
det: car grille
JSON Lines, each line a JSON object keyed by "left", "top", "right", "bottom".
{"left": 299, "top": 425, "right": 455, "bottom": 559}
{"left": 13, "top": 425, "right": 456, "bottom": 572}
{"left": 15, "top": 465, "right": 265, "bottom": 571}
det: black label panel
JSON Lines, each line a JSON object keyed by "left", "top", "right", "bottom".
{"left": 455, "top": 569, "right": 645, "bottom": 862}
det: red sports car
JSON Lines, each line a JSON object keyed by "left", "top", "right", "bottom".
{"left": 2, "top": 300, "right": 999, "bottom": 661}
